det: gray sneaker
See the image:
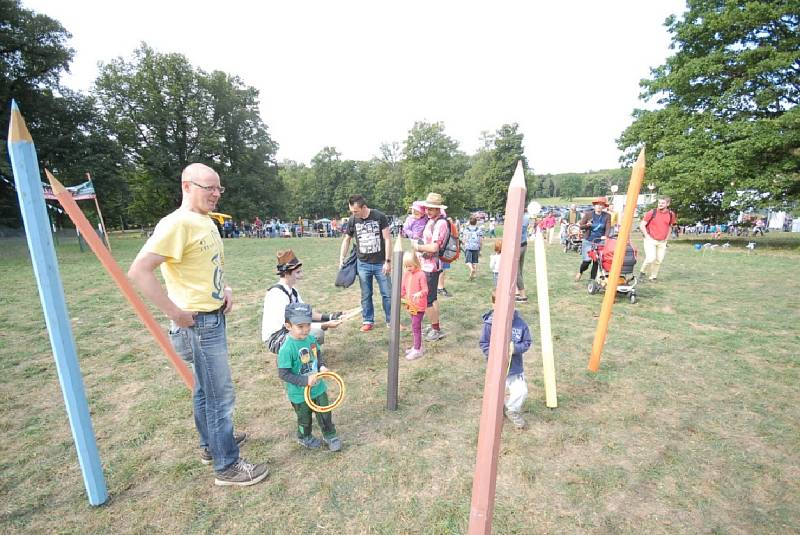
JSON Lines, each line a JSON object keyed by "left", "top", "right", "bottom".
{"left": 506, "top": 411, "right": 527, "bottom": 429}
{"left": 425, "top": 328, "right": 446, "bottom": 342}
{"left": 200, "top": 431, "right": 248, "bottom": 465}
{"left": 297, "top": 435, "right": 322, "bottom": 449}
{"left": 324, "top": 436, "right": 342, "bottom": 452}
{"left": 214, "top": 458, "right": 269, "bottom": 487}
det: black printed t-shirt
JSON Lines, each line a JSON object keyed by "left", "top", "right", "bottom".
{"left": 347, "top": 209, "right": 389, "bottom": 264}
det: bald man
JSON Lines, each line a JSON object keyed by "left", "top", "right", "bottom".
{"left": 128, "top": 163, "right": 268, "bottom": 487}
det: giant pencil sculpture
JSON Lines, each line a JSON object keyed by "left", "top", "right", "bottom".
{"left": 533, "top": 230, "right": 558, "bottom": 407}
{"left": 45, "top": 169, "right": 195, "bottom": 390}
{"left": 468, "top": 161, "right": 526, "bottom": 534}
{"left": 8, "top": 101, "right": 108, "bottom": 505}
{"left": 387, "top": 236, "right": 403, "bottom": 410}
{"left": 588, "top": 147, "right": 645, "bottom": 372}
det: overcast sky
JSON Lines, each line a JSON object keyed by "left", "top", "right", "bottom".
{"left": 24, "top": 0, "right": 686, "bottom": 174}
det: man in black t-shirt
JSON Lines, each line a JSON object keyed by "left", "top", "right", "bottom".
{"left": 339, "top": 194, "right": 393, "bottom": 332}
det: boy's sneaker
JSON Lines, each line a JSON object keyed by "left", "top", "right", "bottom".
{"left": 405, "top": 348, "right": 424, "bottom": 361}
{"left": 360, "top": 323, "right": 373, "bottom": 332}
{"left": 323, "top": 436, "right": 342, "bottom": 452}
{"left": 200, "top": 431, "right": 248, "bottom": 465}
{"left": 506, "top": 410, "right": 527, "bottom": 429}
{"left": 423, "top": 326, "right": 434, "bottom": 336}
{"left": 425, "top": 328, "right": 446, "bottom": 342}
{"left": 214, "top": 458, "right": 269, "bottom": 487}
{"left": 297, "top": 435, "right": 322, "bottom": 449}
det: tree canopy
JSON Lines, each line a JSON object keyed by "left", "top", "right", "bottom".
{"left": 94, "top": 44, "right": 281, "bottom": 224}
{"left": 618, "top": 0, "right": 800, "bottom": 222}
{"left": 0, "top": 0, "right": 124, "bottom": 227}
{"left": 5, "top": 2, "right": 666, "bottom": 229}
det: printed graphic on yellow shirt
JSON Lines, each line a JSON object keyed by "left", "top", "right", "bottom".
{"left": 211, "top": 252, "right": 224, "bottom": 300}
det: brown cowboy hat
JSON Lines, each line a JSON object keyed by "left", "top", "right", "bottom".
{"left": 591, "top": 196, "right": 609, "bottom": 207}
{"left": 276, "top": 249, "right": 302, "bottom": 275}
{"left": 420, "top": 192, "right": 447, "bottom": 210}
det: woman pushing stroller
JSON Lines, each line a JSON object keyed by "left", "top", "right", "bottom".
{"left": 574, "top": 197, "right": 612, "bottom": 282}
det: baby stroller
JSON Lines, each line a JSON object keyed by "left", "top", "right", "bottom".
{"left": 587, "top": 238, "right": 639, "bottom": 303}
{"left": 563, "top": 224, "right": 582, "bottom": 253}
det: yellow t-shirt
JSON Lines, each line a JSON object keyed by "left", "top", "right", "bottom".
{"left": 143, "top": 208, "right": 225, "bottom": 312}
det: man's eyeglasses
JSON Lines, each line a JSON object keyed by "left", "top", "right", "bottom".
{"left": 189, "top": 181, "right": 225, "bottom": 194}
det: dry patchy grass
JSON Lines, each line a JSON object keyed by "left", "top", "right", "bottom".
{"left": 0, "top": 231, "right": 798, "bottom": 534}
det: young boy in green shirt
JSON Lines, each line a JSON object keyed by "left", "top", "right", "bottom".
{"left": 277, "top": 302, "right": 342, "bottom": 451}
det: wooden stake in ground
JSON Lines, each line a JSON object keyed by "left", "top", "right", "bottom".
{"left": 588, "top": 147, "right": 646, "bottom": 372}
{"left": 45, "top": 169, "right": 195, "bottom": 390}
{"left": 468, "top": 160, "right": 526, "bottom": 534}
{"left": 387, "top": 236, "right": 404, "bottom": 410}
{"left": 7, "top": 101, "right": 108, "bottom": 506}
{"left": 533, "top": 228, "right": 558, "bottom": 407}
{"left": 86, "top": 172, "right": 112, "bottom": 252}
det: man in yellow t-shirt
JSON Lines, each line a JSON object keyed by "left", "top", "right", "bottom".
{"left": 128, "top": 163, "right": 268, "bottom": 487}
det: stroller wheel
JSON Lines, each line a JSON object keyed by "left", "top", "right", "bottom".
{"left": 629, "top": 293, "right": 637, "bottom": 304}
{"left": 587, "top": 280, "right": 599, "bottom": 295}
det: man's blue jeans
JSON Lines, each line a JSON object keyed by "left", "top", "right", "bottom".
{"left": 169, "top": 309, "right": 239, "bottom": 472}
{"left": 356, "top": 260, "right": 392, "bottom": 325}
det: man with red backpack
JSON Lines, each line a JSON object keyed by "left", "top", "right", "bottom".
{"left": 639, "top": 196, "right": 677, "bottom": 282}
{"left": 412, "top": 192, "right": 451, "bottom": 342}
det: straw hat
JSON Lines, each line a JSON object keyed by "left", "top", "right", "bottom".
{"left": 420, "top": 192, "right": 447, "bottom": 210}
{"left": 591, "top": 196, "right": 609, "bottom": 207}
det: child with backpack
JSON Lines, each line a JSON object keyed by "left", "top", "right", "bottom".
{"left": 462, "top": 216, "right": 484, "bottom": 280}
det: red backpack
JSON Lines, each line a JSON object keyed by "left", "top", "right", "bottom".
{"left": 436, "top": 217, "right": 460, "bottom": 264}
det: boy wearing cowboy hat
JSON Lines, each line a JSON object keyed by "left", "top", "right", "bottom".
{"left": 262, "top": 249, "right": 343, "bottom": 354}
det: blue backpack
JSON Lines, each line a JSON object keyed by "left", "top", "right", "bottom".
{"left": 462, "top": 225, "right": 482, "bottom": 250}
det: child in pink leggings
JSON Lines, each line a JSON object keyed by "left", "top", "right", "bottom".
{"left": 401, "top": 251, "right": 428, "bottom": 360}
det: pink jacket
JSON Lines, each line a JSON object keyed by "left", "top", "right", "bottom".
{"left": 401, "top": 268, "right": 428, "bottom": 313}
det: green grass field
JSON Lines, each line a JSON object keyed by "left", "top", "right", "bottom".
{"left": 1, "top": 230, "right": 798, "bottom": 534}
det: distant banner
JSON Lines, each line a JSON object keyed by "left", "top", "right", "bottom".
{"left": 43, "top": 180, "right": 96, "bottom": 201}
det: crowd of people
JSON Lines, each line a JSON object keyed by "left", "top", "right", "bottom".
{"left": 128, "top": 162, "right": 679, "bottom": 488}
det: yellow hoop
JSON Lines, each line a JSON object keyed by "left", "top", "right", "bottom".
{"left": 304, "top": 371, "right": 346, "bottom": 413}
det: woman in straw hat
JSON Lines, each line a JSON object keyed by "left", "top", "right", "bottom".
{"left": 412, "top": 192, "right": 449, "bottom": 342}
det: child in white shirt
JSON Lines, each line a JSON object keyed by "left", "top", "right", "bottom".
{"left": 489, "top": 239, "right": 502, "bottom": 287}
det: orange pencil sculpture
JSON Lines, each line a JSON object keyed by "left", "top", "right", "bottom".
{"left": 468, "top": 161, "right": 526, "bottom": 534}
{"left": 46, "top": 170, "right": 194, "bottom": 389}
{"left": 587, "top": 148, "right": 645, "bottom": 372}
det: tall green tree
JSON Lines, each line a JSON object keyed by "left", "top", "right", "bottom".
{"left": 279, "top": 160, "right": 313, "bottom": 220}
{"left": 0, "top": 0, "right": 127, "bottom": 227}
{"left": 618, "top": 0, "right": 800, "bottom": 221}
{"left": 369, "top": 142, "right": 405, "bottom": 216}
{"left": 402, "top": 121, "right": 469, "bottom": 215}
{"left": 93, "top": 44, "right": 280, "bottom": 224}
{"left": 482, "top": 123, "right": 528, "bottom": 212}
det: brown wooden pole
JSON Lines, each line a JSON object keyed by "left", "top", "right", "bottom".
{"left": 588, "top": 147, "right": 645, "bottom": 372}
{"left": 387, "top": 236, "right": 403, "bottom": 410}
{"left": 468, "top": 161, "right": 526, "bottom": 534}
{"left": 86, "top": 173, "right": 112, "bottom": 252}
